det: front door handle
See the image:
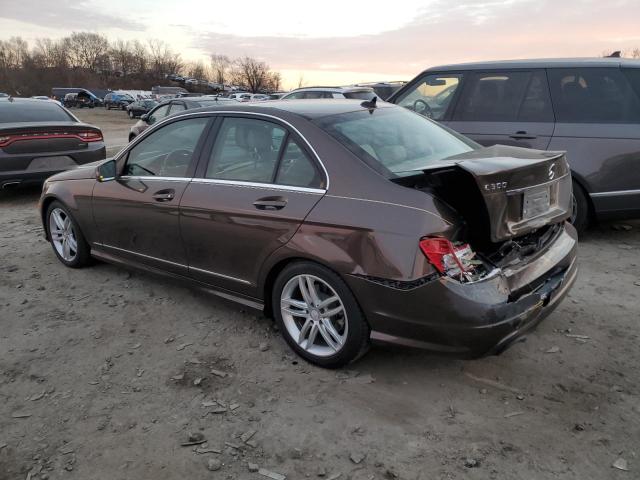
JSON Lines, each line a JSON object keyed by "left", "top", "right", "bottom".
{"left": 253, "top": 196, "right": 287, "bottom": 211}
{"left": 152, "top": 189, "right": 175, "bottom": 202}
{"left": 509, "top": 131, "right": 537, "bottom": 140}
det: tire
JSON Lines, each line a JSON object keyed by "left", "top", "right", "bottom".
{"left": 272, "top": 261, "right": 370, "bottom": 368}
{"left": 570, "top": 180, "right": 590, "bottom": 235}
{"left": 45, "top": 201, "right": 92, "bottom": 268}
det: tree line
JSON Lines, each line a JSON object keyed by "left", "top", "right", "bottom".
{"left": 0, "top": 32, "right": 282, "bottom": 97}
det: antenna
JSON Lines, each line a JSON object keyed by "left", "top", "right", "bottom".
{"left": 361, "top": 96, "right": 377, "bottom": 111}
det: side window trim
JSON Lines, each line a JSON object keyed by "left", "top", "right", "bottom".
{"left": 194, "top": 112, "right": 328, "bottom": 190}
{"left": 270, "top": 131, "right": 290, "bottom": 183}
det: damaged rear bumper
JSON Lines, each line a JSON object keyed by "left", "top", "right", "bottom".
{"left": 346, "top": 222, "right": 578, "bottom": 357}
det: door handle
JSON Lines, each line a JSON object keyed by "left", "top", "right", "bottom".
{"left": 253, "top": 196, "right": 287, "bottom": 211}
{"left": 152, "top": 189, "right": 175, "bottom": 202}
{"left": 509, "top": 131, "right": 537, "bottom": 140}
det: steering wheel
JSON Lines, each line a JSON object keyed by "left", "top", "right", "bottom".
{"left": 413, "top": 99, "right": 433, "bottom": 118}
{"left": 160, "top": 149, "right": 192, "bottom": 176}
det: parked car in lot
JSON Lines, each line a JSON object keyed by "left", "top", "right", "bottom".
{"left": 63, "top": 91, "right": 99, "bottom": 108}
{"left": 128, "top": 96, "right": 235, "bottom": 141}
{"left": 0, "top": 97, "right": 105, "bottom": 189}
{"left": 389, "top": 58, "right": 640, "bottom": 232}
{"left": 126, "top": 99, "right": 158, "bottom": 119}
{"left": 353, "top": 81, "right": 407, "bottom": 100}
{"left": 228, "top": 92, "right": 252, "bottom": 101}
{"left": 281, "top": 86, "right": 377, "bottom": 100}
{"left": 104, "top": 92, "right": 135, "bottom": 110}
{"left": 39, "top": 99, "right": 577, "bottom": 367}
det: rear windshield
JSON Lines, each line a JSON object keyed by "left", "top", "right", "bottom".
{"left": 313, "top": 107, "right": 476, "bottom": 176}
{"left": 0, "top": 101, "right": 75, "bottom": 123}
{"left": 343, "top": 91, "right": 376, "bottom": 100}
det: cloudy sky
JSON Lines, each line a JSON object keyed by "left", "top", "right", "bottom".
{"left": 1, "top": 0, "right": 639, "bottom": 88}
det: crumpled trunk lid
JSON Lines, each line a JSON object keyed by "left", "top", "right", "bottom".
{"left": 421, "top": 145, "right": 572, "bottom": 243}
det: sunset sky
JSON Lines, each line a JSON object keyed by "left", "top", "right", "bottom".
{"left": 1, "top": 0, "right": 639, "bottom": 89}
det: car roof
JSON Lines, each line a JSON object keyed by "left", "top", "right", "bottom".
{"left": 425, "top": 57, "right": 640, "bottom": 72}
{"left": 182, "top": 98, "right": 395, "bottom": 120}
{"left": 286, "top": 86, "right": 375, "bottom": 93}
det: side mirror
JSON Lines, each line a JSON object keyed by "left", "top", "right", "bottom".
{"left": 140, "top": 113, "right": 149, "bottom": 122}
{"left": 97, "top": 159, "right": 117, "bottom": 182}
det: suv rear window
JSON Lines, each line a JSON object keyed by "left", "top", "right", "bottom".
{"left": 0, "top": 101, "right": 75, "bottom": 123}
{"left": 548, "top": 67, "right": 640, "bottom": 123}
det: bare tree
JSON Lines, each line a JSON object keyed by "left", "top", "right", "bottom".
{"left": 147, "top": 39, "right": 182, "bottom": 77}
{"left": 210, "top": 54, "right": 231, "bottom": 85}
{"left": 186, "top": 60, "right": 208, "bottom": 80}
{"left": 232, "top": 56, "right": 274, "bottom": 93}
{"left": 67, "top": 32, "right": 109, "bottom": 71}
{"left": 297, "top": 73, "right": 306, "bottom": 89}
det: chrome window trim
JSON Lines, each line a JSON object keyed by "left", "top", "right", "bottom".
{"left": 189, "top": 178, "right": 325, "bottom": 195}
{"left": 115, "top": 110, "right": 330, "bottom": 190}
{"left": 93, "top": 242, "right": 252, "bottom": 285}
{"left": 118, "top": 175, "right": 189, "bottom": 182}
{"left": 590, "top": 188, "right": 640, "bottom": 197}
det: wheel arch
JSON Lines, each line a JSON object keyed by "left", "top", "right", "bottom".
{"left": 570, "top": 170, "right": 595, "bottom": 220}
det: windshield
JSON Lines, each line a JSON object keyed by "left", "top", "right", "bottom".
{"left": 313, "top": 107, "right": 476, "bottom": 175}
{"left": 0, "top": 101, "right": 75, "bottom": 123}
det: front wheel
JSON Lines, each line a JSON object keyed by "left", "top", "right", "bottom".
{"left": 570, "top": 180, "right": 590, "bottom": 235}
{"left": 272, "top": 262, "right": 370, "bottom": 368}
{"left": 46, "top": 201, "right": 92, "bottom": 268}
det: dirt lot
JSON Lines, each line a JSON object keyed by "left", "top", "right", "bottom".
{"left": 0, "top": 109, "right": 639, "bottom": 479}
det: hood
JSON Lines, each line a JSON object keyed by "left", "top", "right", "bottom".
{"left": 47, "top": 158, "right": 110, "bottom": 182}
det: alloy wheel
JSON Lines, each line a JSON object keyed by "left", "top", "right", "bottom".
{"left": 49, "top": 207, "right": 78, "bottom": 262}
{"left": 280, "top": 274, "right": 348, "bottom": 357}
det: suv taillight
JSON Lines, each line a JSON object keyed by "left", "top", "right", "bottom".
{"left": 419, "top": 237, "right": 477, "bottom": 278}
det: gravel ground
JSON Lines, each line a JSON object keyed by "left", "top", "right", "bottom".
{"left": 0, "top": 109, "right": 638, "bottom": 479}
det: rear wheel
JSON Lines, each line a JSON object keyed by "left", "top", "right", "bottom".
{"left": 570, "top": 180, "right": 590, "bottom": 235}
{"left": 272, "top": 262, "right": 370, "bottom": 368}
{"left": 46, "top": 201, "right": 92, "bottom": 268}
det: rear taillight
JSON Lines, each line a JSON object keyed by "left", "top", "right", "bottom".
{"left": 0, "top": 130, "right": 103, "bottom": 147}
{"left": 419, "top": 237, "right": 478, "bottom": 279}
{"left": 77, "top": 131, "right": 103, "bottom": 142}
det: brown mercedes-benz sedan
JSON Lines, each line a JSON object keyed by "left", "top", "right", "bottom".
{"left": 39, "top": 99, "right": 578, "bottom": 368}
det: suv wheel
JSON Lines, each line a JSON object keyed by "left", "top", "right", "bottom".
{"left": 272, "top": 262, "right": 370, "bottom": 368}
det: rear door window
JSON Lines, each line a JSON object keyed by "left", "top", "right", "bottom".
{"left": 548, "top": 67, "right": 640, "bottom": 123}
{"left": 454, "top": 70, "right": 553, "bottom": 122}
{"left": 275, "top": 138, "right": 324, "bottom": 188}
{"left": 394, "top": 74, "right": 462, "bottom": 120}
{"left": 206, "top": 117, "right": 286, "bottom": 183}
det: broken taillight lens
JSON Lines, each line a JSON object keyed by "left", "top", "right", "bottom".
{"left": 419, "top": 237, "right": 477, "bottom": 279}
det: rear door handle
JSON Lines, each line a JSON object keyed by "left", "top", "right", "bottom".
{"left": 509, "top": 131, "right": 537, "bottom": 140}
{"left": 152, "top": 189, "right": 175, "bottom": 202}
{"left": 253, "top": 196, "right": 287, "bottom": 211}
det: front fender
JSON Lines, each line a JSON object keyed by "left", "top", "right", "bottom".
{"left": 39, "top": 179, "right": 96, "bottom": 244}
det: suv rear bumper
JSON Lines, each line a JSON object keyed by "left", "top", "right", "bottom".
{"left": 346, "top": 222, "right": 578, "bottom": 357}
